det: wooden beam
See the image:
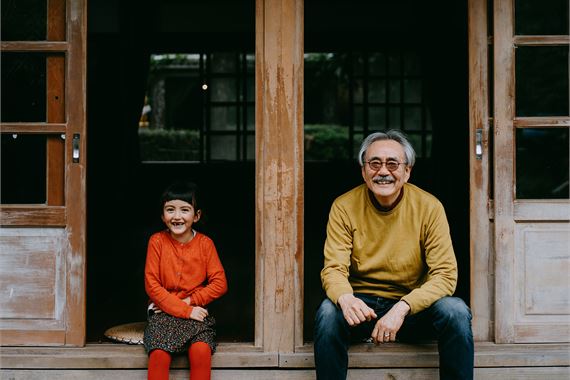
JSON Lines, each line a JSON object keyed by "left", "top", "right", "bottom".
{"left": 493, "top": 0, "right": 516, "bottom": 343}
{"left": 64, "top": 0, "right": 88, "bottom": 346}
{"left": 0, "top": 206, "right": 66, "bottom": 226}
{"left": 513, "top": 117, "right": 570, "bottom": 127}
{"left": 0, "top": 123, "right": 67, "bottom": 134}
{"left": 514, "top": 36, "right": 570, "bottom": 46}
{"left": 255, "top": 0, "right": 304, "bottom": 352}
{"left": 0, "top": 41, "right": 68, "bottom": 52}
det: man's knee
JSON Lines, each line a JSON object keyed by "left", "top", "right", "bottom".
{"left": 315, "top": 299, "right": 344, "bottom": 335}
{"left": 432, "top": 296, "right": 472, "bottom": 330}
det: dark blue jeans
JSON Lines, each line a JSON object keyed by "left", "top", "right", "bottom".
{"left": 314, "top": 294, "right": 474, "bottom": 380}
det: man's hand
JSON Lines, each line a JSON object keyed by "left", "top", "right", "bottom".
{"left": 337, "top": 294, "right": 377, "bottom": 326}
{"left": 189, "top": 306, "right": 209, "bottom": 321}
{"left": 371, "top": 301, "right": 410, "bottom": 344}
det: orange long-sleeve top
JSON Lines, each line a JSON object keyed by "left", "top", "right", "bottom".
{"left": 144, "top": 230, "right": 228, "bottom": 319}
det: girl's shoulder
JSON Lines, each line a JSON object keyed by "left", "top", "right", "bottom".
{"left": 149, "top": 230, "right": 170, "bottom": 244}
{"left": 193, "top": 231, "right": 215, "bottom": 246}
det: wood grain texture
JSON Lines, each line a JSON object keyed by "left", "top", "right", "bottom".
{"left": 255, "top": 0, "right": 304, "bottom": 353}
{"left": 468, "top": 0, "right": 493, "bottom": 342}
{"left": 493, "top": 0, "right": 516, "bottom": 343}
{"left": 63, "top": 0, "right": 88, "bottom": 347}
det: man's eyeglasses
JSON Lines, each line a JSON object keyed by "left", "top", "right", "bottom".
{"left": 365, "top": 160, "right": 407, "bottom": 172}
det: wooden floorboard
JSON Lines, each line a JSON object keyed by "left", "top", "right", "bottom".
{"left": 2, "top": 367, "right": 570, "bottom": 380}
{"left": 1, "top": 342, "right": 568, "bottom": 371}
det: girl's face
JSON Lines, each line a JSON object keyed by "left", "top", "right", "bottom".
{"left": 161, "top": 199, "right": 201, "bottom": 243}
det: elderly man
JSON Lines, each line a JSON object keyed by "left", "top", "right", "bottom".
{"left": 314, "top": 130, "right": 473, "bottom": 380}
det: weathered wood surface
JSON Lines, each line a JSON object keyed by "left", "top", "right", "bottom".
{"left": 1, "top": 343, "right": 568, "bottom": 369}
{"left": 468, "top": 0, "right": 492, "bottom": 342}
{"left": 255, "top": 0, "right": 304, "bottom": 352}
{"left": 2, "top": 367, "right": 570, "bottom": 380}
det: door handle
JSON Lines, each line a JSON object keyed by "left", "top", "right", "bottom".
{"left": 475, "top": 128, "right": 483, "bottom": 160}
{"left": 72, "top": 133, "right": 80, "bottom": 163}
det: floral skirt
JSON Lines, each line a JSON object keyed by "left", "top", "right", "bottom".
{"left": 144, "top": 312, "right": 217, "bottom": 354}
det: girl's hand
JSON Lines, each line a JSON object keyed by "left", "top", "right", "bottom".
{"left": 189, "top": 306, "right": 209, "bottom": 321}
{"left": 151, "top": 303, "right": 163, "bottom": 314}
{"left": 182, "top": 296, "right": 192, "bottom": 305}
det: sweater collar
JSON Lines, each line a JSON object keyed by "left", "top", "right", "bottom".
{"left": 368, "top": 186, "right": 405, "bottom": 212}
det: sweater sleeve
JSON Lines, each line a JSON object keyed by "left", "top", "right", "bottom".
{"left": 144, "top": 236, "right": 193, "bottom": 319}
{"left": 400, "top": 202, "right": 458, "bottom": 314}
{"left": 188, "top": 239, "right": 228, "bottom": 307}
{"left": 320, "top": 200, "right": 355, "bottom": 304}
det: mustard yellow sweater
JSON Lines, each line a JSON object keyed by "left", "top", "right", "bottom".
{"left": 321, "top": 183, "right": 457, "bottom": 315}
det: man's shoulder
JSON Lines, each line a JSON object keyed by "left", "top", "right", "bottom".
{"left": 334, "top": 183, "right": 368, "bottom": 204}
{"left": 405, "top": 183, "right": 442, "bottom": 205}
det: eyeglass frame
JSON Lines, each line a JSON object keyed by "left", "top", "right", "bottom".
{"left": 364, "top": 159, "right": 408, "bottom": 172}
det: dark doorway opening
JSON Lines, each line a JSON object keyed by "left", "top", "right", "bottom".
{"left": 303, "top": 0, "right": 470, "bottom": 340}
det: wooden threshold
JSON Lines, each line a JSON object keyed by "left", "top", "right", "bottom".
{"left": 1, "top": 342, "right": 568, "bottom": 370}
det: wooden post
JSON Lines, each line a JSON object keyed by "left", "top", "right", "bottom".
{"left": 255, "top": 0, "right": 304, "bottom": 352}
{"left": 468, "top": 0, "right": 493, "bottom": 342}
{"left": 64, "top": 0, "right": 87, "bottom": 346}
{"left": 493, "top": 0, "right": 516, "bottom": 343}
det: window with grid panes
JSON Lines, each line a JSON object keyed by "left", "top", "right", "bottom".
{"left": 304, "top": 51, "right": 432, "bottom": 162}
{"left": 139, "top": 52, "right": 255, "bottom": 162}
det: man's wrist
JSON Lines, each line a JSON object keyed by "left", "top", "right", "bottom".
{"left": 395, "top": 300, "right": 411, "bottom": 316}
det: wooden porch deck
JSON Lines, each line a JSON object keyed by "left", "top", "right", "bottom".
{"left": 1, "top": 342, "right": 569, "bottom": 379}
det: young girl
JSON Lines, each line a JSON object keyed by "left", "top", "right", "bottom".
{"left": 144, "top": 181, "right": 227, "bottom": 380}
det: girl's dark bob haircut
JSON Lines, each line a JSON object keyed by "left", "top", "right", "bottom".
{"left": 159, "top": 181, "right": 200, "bottom": 213}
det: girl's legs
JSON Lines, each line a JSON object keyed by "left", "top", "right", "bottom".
{"left": 188, "top": 341, "right": 212, "bottom": 380}
{"left": 148, "top": 349, "right": 171, "bottom": 380}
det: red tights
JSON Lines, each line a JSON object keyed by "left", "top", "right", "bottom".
{"left": 148, "top": 342, "right": 212, "bottom": 380}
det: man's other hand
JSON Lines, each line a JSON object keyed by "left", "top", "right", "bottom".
{"left": 338, "top": 294, "right": 377, "bottom": 326}
{"left": 371, "top": 300, "right": 410, "bottom": 344}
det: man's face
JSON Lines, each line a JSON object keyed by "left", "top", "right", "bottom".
{"left": 361, "top": 139, "right": 411, "bottom": 207}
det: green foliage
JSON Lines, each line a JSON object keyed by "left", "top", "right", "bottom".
{"left": 138, "top": 128, "right": 200, "bottom": 161}
{"left": 304, "top": 124, "right": 350, "bottom": 161}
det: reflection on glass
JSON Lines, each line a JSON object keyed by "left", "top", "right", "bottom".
{"left": 369, "top": 52, "right": 386, "bottom": 75}
{"left": 246, "top": 77, "right": 254, "bottom": 102}
{"left": 404, "top": 52, "right": 421, "bottom": 76}
{"left": 516, "top": 46, "right": 569, "bottom": 116}
{"left": 369, "top": 106, "right": 386, "bottom": 129}
{"left": 354, "top": 105, "right": 364, "bottom": 131}
{"left": 211, "top": 106, "right": 237, "bottom": 131}
{"left": 407, "top": 134, "right": 423, "bottom": 158}
{"left": 515, "top": 0, "right": 569, "bottom": 35}
{"left": 353, "top": 79, "right": 364, "bottom": 103}
{"left": 210, "top": 135, "right": 236, "bottom": 160}
{"left": 1, "top": 134, "right": 47, "bottom": 204}
{"left": 246, "top": 134, "right": 255, "bottom": 160}
{"left": 404, "top": 79, "right": 422, "bottom": 103}
{"left": 1, "top": 0, "right": 47, "bottom": 41}
{"left": 516, "top": 128, "right": 569, "bottom": 199}
{"left": 404, "top": 107, "right": 422, "bottom": 131}
{"left": 210, "top": 53, "right": 236, "bottom": 73}
{"left": 246, "top": 106, "right": 255, "bottom": 131}
{"left": 211, "top": 78, "right": 237, "bottom": 102}
{"left": 388, "top": 106, "right": 400, "bottom": 129}
{"left": 388, "top": 52, "right": 401, "bottom": 76}
{"left": 389, "top": 80, "right": 401, "bottom": 103}
{"left": 1, "top": 53, "right": 46, "bottom": 122}
{"left": 368, "top": 79, "right": 386, "bottom": 103}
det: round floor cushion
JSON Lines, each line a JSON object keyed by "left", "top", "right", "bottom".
{"left": 104, "top": 321, "right": 146, "bottom": 345}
